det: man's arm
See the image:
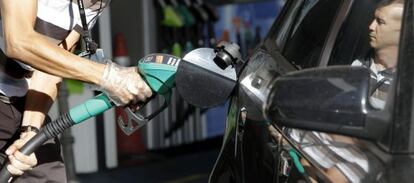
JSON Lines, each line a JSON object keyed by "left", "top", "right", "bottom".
{"left": 0, "top": 0, "right": 104, "bottom": 84}
{"left": 5, "top": 70, "right": 62, "bottom": 175}
{"left": 5, "top": 31, "right": 80, "bottom": 176}
{"left": 0, "top": 0, "right": 152, "bottom": 105}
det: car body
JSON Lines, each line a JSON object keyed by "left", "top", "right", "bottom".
{"left": 209, "top": 0, "right": 414, "bottom": 182}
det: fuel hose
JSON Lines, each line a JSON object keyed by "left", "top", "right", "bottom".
{"left": 0, "top": 93, "right": 113, "bottom": 182}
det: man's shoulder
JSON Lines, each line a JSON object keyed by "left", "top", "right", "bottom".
{"left": 351, "top": 59, "right": 364, "bottom": 66}
{"left": 351, "top": 57, "right": 372, "bottom": 67}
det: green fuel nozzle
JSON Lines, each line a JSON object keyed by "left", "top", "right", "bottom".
{"left": 117, "top": 54, "right": 179, "bottom": 135}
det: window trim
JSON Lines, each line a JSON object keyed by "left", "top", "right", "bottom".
{"left": 318, "top": 0, "right": 353, "bottom": 67}
{"left": 272, "top": 0, "right": 305, "bottom": 50}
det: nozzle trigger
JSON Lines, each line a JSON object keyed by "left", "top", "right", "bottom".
{"left": 117, "top": 92, "right": 171, "bottom": 135}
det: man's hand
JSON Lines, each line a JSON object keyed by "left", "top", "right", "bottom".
{"left": 5, "top": 132, "right": 38, "bottom": 176}
{"left": 100, "top": 62, "right": 153, "bottom": 106}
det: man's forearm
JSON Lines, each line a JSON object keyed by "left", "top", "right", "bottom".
{"left": 22, "top": 70, "right": 61, "bottom": 128}
{"left": 6, "top": 31, "right": 104, "bottom": 85}
{"left": 22, "top": 32, "right": 80, "bottom": 128}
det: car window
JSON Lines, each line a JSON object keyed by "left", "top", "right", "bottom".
{"left": 329, "top": 1, "right": 403, "bottom": 109}
{"left": 280, "top": 0, "right": 342, "bottom": 69}
{"left": 328, "top": 0, "right": 379, "bottom": 66}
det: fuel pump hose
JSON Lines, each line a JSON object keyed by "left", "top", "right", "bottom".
{"left": 0, "top": 93, "right": 113, "bottom": 182}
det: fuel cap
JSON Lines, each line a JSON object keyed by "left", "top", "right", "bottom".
{"left": 214, "top": 42, "right": 242, "bottom": 70}
{"left": 176, "top": 48, "right": 237, "bottom": 108}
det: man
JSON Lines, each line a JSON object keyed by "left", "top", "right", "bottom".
{"left": 269, "top": 1, "right": 404, "bottom": 182}
{"left": 0, "top": 0, "right": 152, "bottom": 182}
{"left": 352, "top": 0, "right": 403, "bottom": 109}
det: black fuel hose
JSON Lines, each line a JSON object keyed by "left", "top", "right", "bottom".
{"left": 0, "top": 113, "right": 74, "bottom": 182}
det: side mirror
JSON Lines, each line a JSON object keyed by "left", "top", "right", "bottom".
{"left": 264, "top": 66, "right": 390, "bottom": 140}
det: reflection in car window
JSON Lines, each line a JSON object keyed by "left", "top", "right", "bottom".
{"left": 281, "top": 0, "right": 342, "bottom": 69}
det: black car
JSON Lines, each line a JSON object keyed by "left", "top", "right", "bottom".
{"left": 209, "top": 0, "right": 414, "bottom": 182}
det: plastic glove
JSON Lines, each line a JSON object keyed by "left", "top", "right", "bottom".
{"left": 5, "top": 131, "right": 38, "bottom": 176}
{"left": 99, "top": 61, "right": 153, "bottom": 106}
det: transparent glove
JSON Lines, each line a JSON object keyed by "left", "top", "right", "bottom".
{"left": 99, "top": 61, "right": 152, "bottom": 106}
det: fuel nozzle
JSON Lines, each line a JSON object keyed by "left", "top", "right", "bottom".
{"left": 214, "top": 41, "right": 242, "bottom": 70}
